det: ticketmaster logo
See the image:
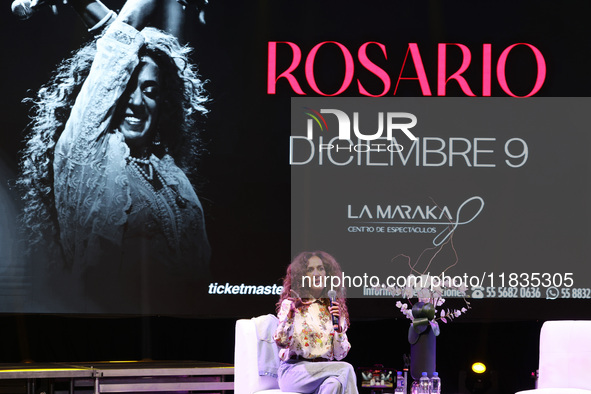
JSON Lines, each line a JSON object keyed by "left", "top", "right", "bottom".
{"left": 208, "top": 282, "right": 283, "bottom": 295}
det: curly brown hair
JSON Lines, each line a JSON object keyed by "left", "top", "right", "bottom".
{"left": 17, "top": 27, "right": 208, "bottom": 256}
{"left": 276, "top": 251, "right": 350, "bottom": 326}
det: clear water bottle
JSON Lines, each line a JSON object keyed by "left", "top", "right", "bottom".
{"left": 395, "top": 371, "right": 405, "bottom": 393}
{"left": 431, "top": 372, "right": 441, "bottom": 394}
{"left": 410, "top": 380, "right": 419, "bottom": 394}
{"left": 418, "top": 372, "right": 431, "bottom": 394}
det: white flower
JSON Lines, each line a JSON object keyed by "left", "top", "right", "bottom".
{"left": 408, "top": 275, "right": 425, "bottom": 291}
{"left": 403, "top": 286, "right": 414, "bottom": 298}
{"left": 392, "top": 269, "right": 470, "bottom": 322}
{"left": 432, "top": 285, "right": 443, "bottom": 298}
{"left": 417, "top": 288, "right": 431, "bottom": 299}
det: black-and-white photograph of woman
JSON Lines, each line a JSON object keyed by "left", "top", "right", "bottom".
{"left": 17, "top": 0, "right": 211, "bottom": 313}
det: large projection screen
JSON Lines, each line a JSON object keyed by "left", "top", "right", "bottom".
{"left": 1, "top": 0, "right": 590, "bottom": 316}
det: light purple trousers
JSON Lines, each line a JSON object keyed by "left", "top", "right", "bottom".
{"left": 277, "top": 359, "right": 359, "bottom": 394}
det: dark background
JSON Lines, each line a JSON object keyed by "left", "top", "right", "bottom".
{"left": 1, "top": 0, "right": 591, "bottom": 392}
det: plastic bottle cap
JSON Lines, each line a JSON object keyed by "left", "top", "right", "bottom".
{"left": 397, "top": 371, "right": 402, "bottom": 375}
{"left": 433, "top": 372, "right": 439, "bottom": 376}
{"left": 422, "top": 372, "right": 428, "bottom": 376}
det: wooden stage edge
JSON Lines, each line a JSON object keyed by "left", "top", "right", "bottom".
{"left": 0, "top": 360, "right": 234, "bottom": 393}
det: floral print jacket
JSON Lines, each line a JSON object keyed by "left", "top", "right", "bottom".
{"left": 274, "top": 298, "right": 351, "bottom": 361}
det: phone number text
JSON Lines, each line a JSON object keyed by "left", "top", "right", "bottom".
{"left": 484, "top": 287, "right": 591, "bottom": 299}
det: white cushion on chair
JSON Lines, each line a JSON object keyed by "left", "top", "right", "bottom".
{"left": 515, "top": 320, "right": 591, "bottom": 394}
{"left": 235, "top": 317, "right": 303, "bottom": 394}
{"left": 538, "top": 321, "right": 591, "bottom": 390}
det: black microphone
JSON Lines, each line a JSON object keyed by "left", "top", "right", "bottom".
{"left": 11, "top": 0, "right": 57, "bottom": 20}
{"left": 327, "top": 289, "right": 339, "bottom": 329}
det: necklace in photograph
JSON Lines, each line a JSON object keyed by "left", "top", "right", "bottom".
{"left": 127, "top": 155, "right": 182, "bottom": 252}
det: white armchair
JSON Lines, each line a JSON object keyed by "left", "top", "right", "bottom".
{"left": 234, "top": 315, "right": 302, "bottom": 394}
{"left": 516, "top": 320, "right": 591, "bottom": 394}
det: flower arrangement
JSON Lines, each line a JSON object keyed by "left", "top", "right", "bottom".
{"left": 384, "top": 219, "right": 472, "bottom": 337}
{"left": 391, "top": 273, "right": 470, "bottom": 336}
{"left": 382, "top": 198, "right": 481, "bottom": 378}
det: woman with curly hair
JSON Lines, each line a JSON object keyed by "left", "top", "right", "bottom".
{"left": 274, "top": 251, "right": 358, "bottom": 394}
{"left": 18, "top": 0, "right": 210, "bottom": 312}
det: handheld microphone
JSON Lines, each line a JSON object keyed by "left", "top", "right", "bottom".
{"left": 327, "top": 289, "right": 339, "bottom": 329}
